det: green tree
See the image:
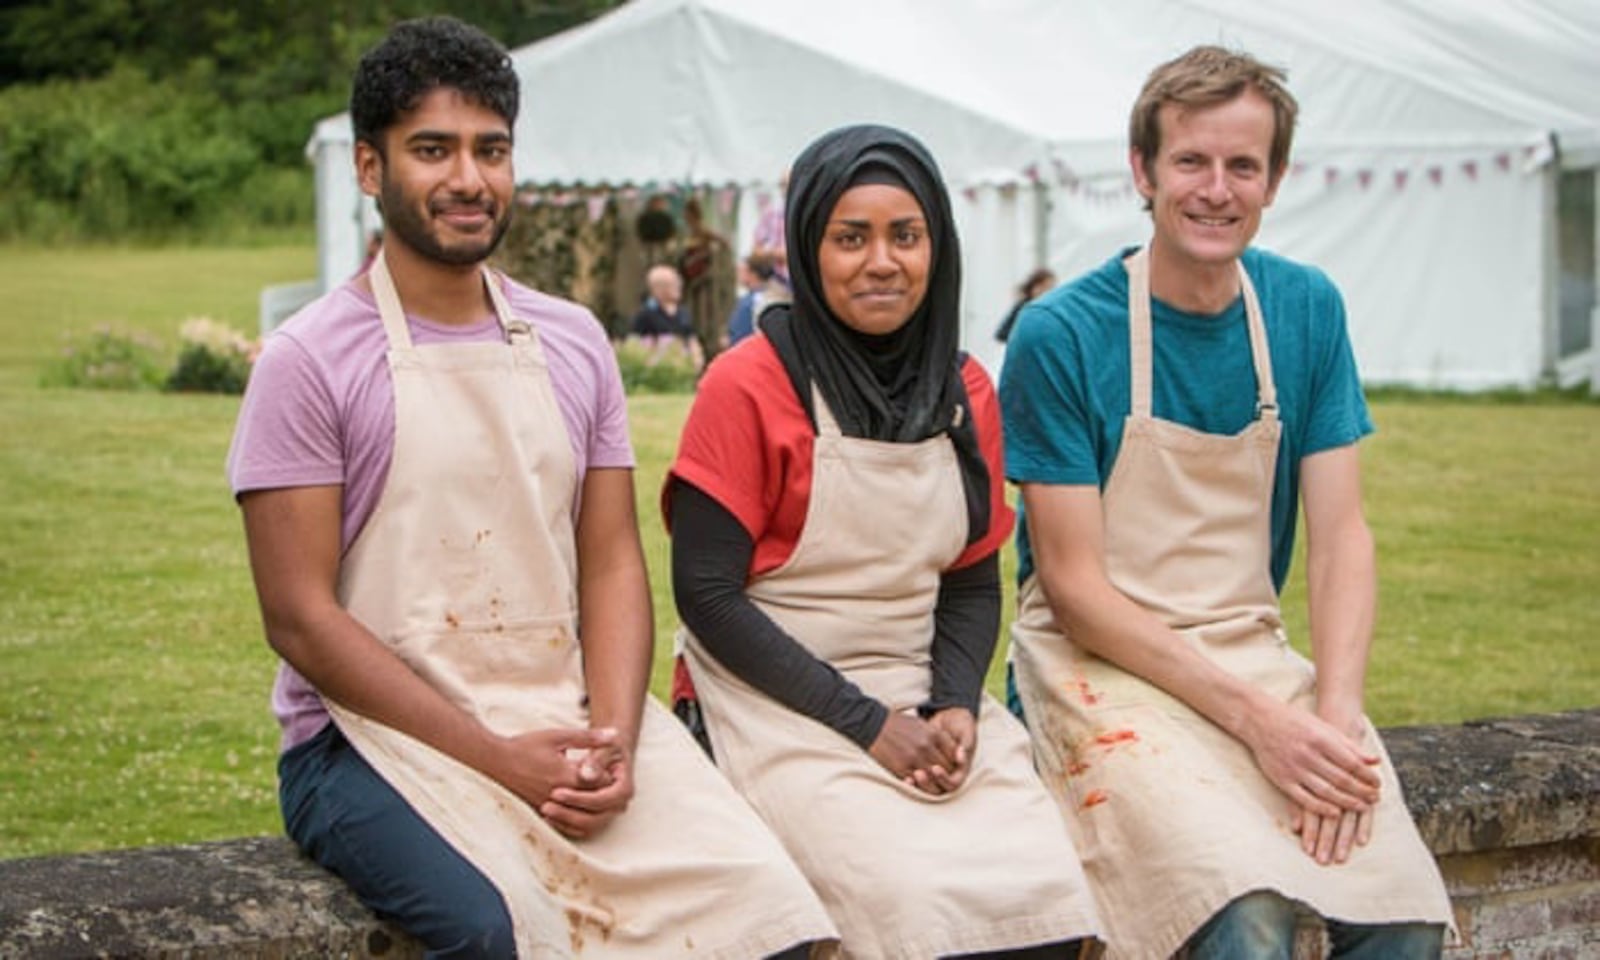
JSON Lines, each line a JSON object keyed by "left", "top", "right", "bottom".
{"left": 0, "top": 0, "right": 620, "bottom": 238}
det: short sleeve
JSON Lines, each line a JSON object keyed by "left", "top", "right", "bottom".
{"left": 665, "top": 343, "right": 795, "bottom": 543}
{"left": 226, "top": 332, "right": 344, "bottom": 495}
{"left": 1300, "top": 277, "right": 1374, "bottom": 457}
{"left": 950, "top": 356, "right": 1015, "bottom": 569}
{"left": 999, "top": 301, "right": 1102, "bottom": 487}
{"left": 586, "top": 335, "right": 637, "bottom": 470}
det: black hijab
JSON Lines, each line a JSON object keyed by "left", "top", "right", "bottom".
{"left": 763, "top": 124, "right": 990, "bottom": 546}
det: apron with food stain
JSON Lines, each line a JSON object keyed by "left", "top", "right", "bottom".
{"left": 683, "top": 388, "right": 1102, "bottom": 959}
{"left": 327, "top": 251, "right": 837, "bottom": 958}
{"left": 1011, "top": 247, "right": 1452, "bottom": 959}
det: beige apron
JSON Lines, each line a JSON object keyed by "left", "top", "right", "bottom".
{"left": 683, "top": 390, "right": 1102, "bottom": 959}
{"left": 327, "top": 252, "right": 837, "bottom": 958}
{"left": 1011, "top": 247, "right": 1453, "bottom": 959}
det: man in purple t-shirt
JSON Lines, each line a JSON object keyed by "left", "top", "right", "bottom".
{"left": 227, "top": 17, "right": 643, "bottom": 955}
{"left": 228, "top": 16, "right": 831, "bottom": 959}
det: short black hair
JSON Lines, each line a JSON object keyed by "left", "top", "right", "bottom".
{"left": 350, "top": 16, "right": 519, "bottom": 153}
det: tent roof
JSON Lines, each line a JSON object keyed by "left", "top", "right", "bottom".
{"left": 310, "top": 0, "right": 1599, "bottom": 183}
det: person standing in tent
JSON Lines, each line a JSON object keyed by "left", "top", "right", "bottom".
{"left": 227, "top": 16, "right": 835, "bottom": 959}
{"left": 749, "top": 168, "right": 791, "bottom": 289}
{"left": 664, "top": 123, "right": 1103, "bottom": 958}
{"left": 726, "top": 251, "right": 787, "bottom": 347}
{"left": 995, "top": 267, "right": 1058, "bottom": 343}
{"left": 1000, "top": 45, "right": 1453, "bottom": 959}
{"left": 679, "top": 196, "right": 734, "bottom": 362}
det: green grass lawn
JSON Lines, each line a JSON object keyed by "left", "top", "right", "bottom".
{"left": 1, "top": 243, "right": 1596, "bottom": 859}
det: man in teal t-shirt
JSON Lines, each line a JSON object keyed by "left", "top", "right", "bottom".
{"left": 999, "top": 45, "right": 1452, "bottom": 960}
{"left": 1004, "top": 244, "right": 1371, "bottom": 594}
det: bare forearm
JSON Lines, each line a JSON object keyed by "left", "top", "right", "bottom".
{"left": 1023, "top": 481, "right": 1380, "bottom": 818}
{"left": 575, "top": 468, "right": 652, "bottom": 750}
{"left": 1038, "top": 565, "right": 1275, "bottom": 741}
{"left": 1306, "top": 517, "right": 1376, "bottom": 725}
{"left": 1301, "top": 445, "right": 1377, "bottom": 730}
{"left": 262, "top": 596, "right": 506, "bottom": 775}
{"left": 241, "top": 487, "right": 505, "bottom": 777}
{"left": 1022, "top": 483, "right": 1277, "bottom": 744}
{"left": 579, "top": 559, "right": 651, "bottom": 748}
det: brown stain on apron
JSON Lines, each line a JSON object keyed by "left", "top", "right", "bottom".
{"left": 1012, "top": 246, "right": 1453, "bottom": 959}
{"left": 323, "top": 251, "right": 836, "bottom": 958}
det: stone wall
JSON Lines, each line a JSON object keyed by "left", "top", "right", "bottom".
{"left": 2, "top": 709, "right": 1596, "bottom": 959}
{"left": 1390, "top": 710, "right": 1600, "bottom": 959}
{"left": 0, "top": 836, "right": 419, "bottom": 959}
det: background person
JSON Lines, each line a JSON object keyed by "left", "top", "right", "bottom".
{"left": 995, "top": 267, "right": 1057, "bottom": 343}
{"left": 665, "top": 123, "right": 1101, "bottom": 958}
{"left": 1000, "top": 45, "right": 1452, "bottom": 959}
{"left": 629, "top": 262, "right": 703, "bottom": 368}
{"left": 228, "top": 16, "right": 834, "bottom": 958}
{"left": 679, "top": 196, "right": 734, "bottom": 362}
{"left": 748, "top": 167, "right": 790, "bottom": 289}
{"left": 725, "top": 251, "right": 787, "bottom": 347}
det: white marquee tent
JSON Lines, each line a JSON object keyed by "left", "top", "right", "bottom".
{"left": 305, "top": 0, "right": 1600, "bottom": 389}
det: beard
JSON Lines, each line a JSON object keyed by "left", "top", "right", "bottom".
{"left": 378, "top": 176, "right": 512, "bottom": 267}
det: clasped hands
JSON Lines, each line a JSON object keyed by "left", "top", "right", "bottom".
{"left": 490, "top": 726, "right": 634, "bottom": 839}
{"left": 1248, "top": 702, "right": 1382, "bottom": 866}
{"left": 868, "top": 706, "right": 976, "bottom": 796}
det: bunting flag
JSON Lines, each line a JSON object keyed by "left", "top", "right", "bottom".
{"left": 954, "top": 141, "right": 1546, "bottom": 208}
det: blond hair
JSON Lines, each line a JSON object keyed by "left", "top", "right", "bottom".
{"left": 1129, "top": 45, "right": 1298, "bottom": 185}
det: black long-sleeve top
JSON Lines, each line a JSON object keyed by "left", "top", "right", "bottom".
{"left": 669, "top": 480, "right": 1000, "bottom": 749}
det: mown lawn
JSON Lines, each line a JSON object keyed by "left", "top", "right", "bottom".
{"left": 1, "top": 243, "right": 1595, "bottom": 858}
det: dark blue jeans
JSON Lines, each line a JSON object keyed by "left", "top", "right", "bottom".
{"left": 1186, "top": 890, "right": 1444, "bottom": 959}
{"left": 279, "top": 723, "right": 515, "bottom": 959}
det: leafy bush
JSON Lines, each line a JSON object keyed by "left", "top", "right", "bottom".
{"left": 41, "top": 326, "right": 167, "bottom": 391}
{"left": 0, "top": 67, "right": 261, "bottom": 241}
{"left": 614, "top": 337, "right": 700, "bottom": 394}
{"left": 165, "top": 318, "right": 258, "bottom": 394}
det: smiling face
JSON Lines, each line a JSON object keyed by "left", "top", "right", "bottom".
{"left": 1131, "top": 89, "right": 1281, "bottom": 282}
{"left": 816, "top": 183, "right": 931, "bottom": 336}
{"left": 356, "top": 86, "right": 514, "bottom": 267}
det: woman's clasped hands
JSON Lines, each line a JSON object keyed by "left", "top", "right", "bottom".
{"left": 868, "top": 706, "right": 977, "bottom": 796}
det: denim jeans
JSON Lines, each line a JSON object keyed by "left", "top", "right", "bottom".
{"left": 1185, "top": 890, "right": 1444, "bottom": 959}
{"left": 279, "top": 723, "right": 515, "bottom": 959}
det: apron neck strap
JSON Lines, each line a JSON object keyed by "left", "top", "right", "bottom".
{"left": 1125, "top": 245, "right": 1278, "bottom": 418}
{"left": 369, "top": 247, "right": 531, "bottom": 349}
{"left": 809, "top": 384, "right": 843, "bottom": 438}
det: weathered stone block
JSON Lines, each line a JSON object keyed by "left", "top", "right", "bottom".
{"left": 1383, "top": 711, "right": 1600, "bottom": 856}
{"left": 0, "top": 837, "right": 420, "bottom": 959}
{"left": 1436, "top": 839, "right": 1600, "bottom": 898}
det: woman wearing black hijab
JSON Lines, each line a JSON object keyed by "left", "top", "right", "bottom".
{"left": 664, "top": 125, "right": 1100, "bottom": 957}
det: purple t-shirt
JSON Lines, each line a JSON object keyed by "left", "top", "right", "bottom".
{"left": 227, "top": 275, "right": 634, "bottom": 751}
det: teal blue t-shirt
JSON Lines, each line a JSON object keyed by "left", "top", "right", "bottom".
{"left": 999, "top": 246, "right": 1373, "bottom": 592}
